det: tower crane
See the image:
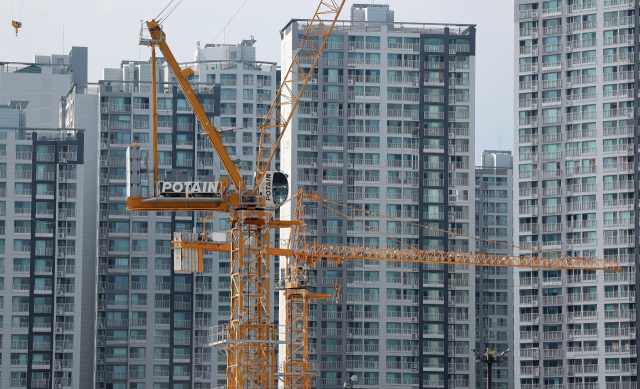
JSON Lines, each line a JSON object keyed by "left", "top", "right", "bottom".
{"left": 126, "top": 1, "right": 622, "bottom": 389}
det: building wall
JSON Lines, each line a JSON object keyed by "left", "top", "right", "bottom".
{"left": 513, "top": 2, "right": 638, "bottom": 389}
{"left": 280, "top": 5, "right": 478, "bottom": 389}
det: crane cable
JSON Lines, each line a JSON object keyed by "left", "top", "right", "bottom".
{"left": 312, "top": 197, "right": 417, "bottom": 255}
{"left": 302, "top": 193, "right": 595, "bottom": 262}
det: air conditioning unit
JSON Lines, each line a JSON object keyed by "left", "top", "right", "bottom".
{"left": 98, "top": 286, "right": 105, "bottom": 292}
{"left": 411, "top": 333, "right": 418, "bottom": 339}
{"left": 56, "top": 327, "right": 63, "bottom": 333}
{"left": 532, "top": 101, "right": 538, "bottom": 109}
{"left": 196, "top": 306, "right": 203, "bottom": 311}
{"left": 100, "top": 143, "right": 108, "bottom": 149}
{"left": 532, "top": 84, "right": 538, "bottom": 91}
{"left": 311, "top": 162, "right": 316, "bottom": 167}
{"left": 195, "top": 357, "right": 202, "bottom": 364}
{"left": 59, "top": 158, "right": 67, "bottom": 164}
{"left": 566, "top": 99, "right": 572, "bottom": 106}
{"left": 311, "top": 111, "right": 317, "bottom": 116}
{"left": 629, "top": 112, "right": 635, "bottom": 118}
{"left": 566, "top": 45, "right": 573, "bottom": 52}
{"left": 449, "top": 132, "right": 455, "bottom": 138}
{"left": 257, "top": 82, "right": 263, "bottom": 88}
{"left": 630, "top": 2, "right": 635, "bottom": 7}
{"left": 310, "top": 146, "right": 317, "bottom": 151}
{"left": 310, "top": 78, "right": 318, "bottom": 84}
{"left": 531, "top": 65, "right": 538, "bottom": 72}
{"left": 58, "top": 232, "right": 65, "bottom": 239}
{"left": 449, "top": 48, "right": 456, "bottom": 55}
{"left": 100, "top": 160, "right": 107, "bottom": 167}
{"left": 348, "top": 46, "right": 355, "bottom": 52}
{"left": 565, "top": 243, "right": 572, "bottom": 249}
{"left": 448, "top": 333, "right": 455, "bottom": 340}
{"left": 412, "top": 367, "right": 418, "bottom": 372}
{"left": 57, "top": 290, "right": 64, "bottom": 296}
{"left": 348, "top": 79, "right": 354, "bottom": 85}
{"left": 55, "top": 346, "right": 62, "bottom": 351}
{"left": 58, "top": 176, "right": 66, "bottom": 182}
{"left": 411, "top": 317, "right": 418, "bottom": 322}
{"left": 311, "top": 129, "right": 318, "bottom": 134}
{"left": 197, "top": 161, "right": 204, "bottom": 168}
{"left": 566, "top": 81, "right": 572, "bottom": 88}
{"left": 57, "top": 271, "right": 64, "bottom": 277}
{"left": 411, "top": 350, "right": 418, "bottom": 356}
{"left": 347, "top": 163, "right": 354, "bottom": 168}
{"left": 449, "top": 367, "right": 456, "bottom": 374}
{"left": 56, "top": 307, "right": 65, "bottom": 315}
{"left": 629, "top": 39, "right": 635, "bottom": 46}
{"left": 449, "top": 300, "right": 455, "bottom": 306}
{"left": 347, "top": 333, "right": 353, "bottom": 338}
{"left": 448, "top": 317, "right": 455, "bottom": 324}
{"left": 55, "top": 361, "right": 62, "bottom": 369}
{"left": 532, "top": 10, "right": 539, "bottom": 17}
{"left": 98, "top": 322, "right": 104, "bottom": 328}
{"left": 532, "top": 49, "right": 539, "bottom": 56}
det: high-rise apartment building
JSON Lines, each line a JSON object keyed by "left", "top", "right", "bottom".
{"left": 280, "top": 4, "right": 477, "bottom": 389}
{"left": 0, "top": 51, "right": 97, "bottom": 389}
{"left": 474, "top": 150, "right": 514, "bottom": 389}
{"left": 514, "top": 2, "right": 638, "bottom": 389}
{"left": 95, "top": 41, "right": 278, "bottom": 389}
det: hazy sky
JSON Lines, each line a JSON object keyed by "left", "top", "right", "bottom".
{"left": 1, "top": 0, "right": 514, "bottom": 162}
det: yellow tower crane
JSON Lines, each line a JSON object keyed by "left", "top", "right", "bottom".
{"left": 126, "top": 1, "right": 622, "bottom": 389}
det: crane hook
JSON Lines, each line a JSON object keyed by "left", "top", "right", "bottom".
{"left": 12, "top": 21, "right": 22, "bottom": 36}
{"left": 334, "top": 284, "right": 341, "bottom": 303}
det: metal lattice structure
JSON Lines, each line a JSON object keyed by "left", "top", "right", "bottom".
{"left": 129, "top": 2, "right": 622, "bottom": 389}
{"left": 254, "top": 0, "right": 347, "bottom": 189}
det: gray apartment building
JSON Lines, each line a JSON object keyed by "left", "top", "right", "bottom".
{"left": 514, "top": 2, "right": 638, "bottom": 389}
{"left": 0, "top": 50, "right": 98, "bottom": 389}
{"left": 474, "top": 150, "right": 514, "bottom": 389}
{"left": 279, "top": 4, "right": 478, "bottom": 389}
{"left": 94, "top": 40, "right": 278, "bottom": 389}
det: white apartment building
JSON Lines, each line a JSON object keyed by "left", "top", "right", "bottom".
{"left": 280, "top": 4, "right": 479, "bottom": 389}
{"left": 0, "top": 49, "right": 97, "bottom": 389}
{"left": 514, "top": 2, "right": 638, "bottom": 389}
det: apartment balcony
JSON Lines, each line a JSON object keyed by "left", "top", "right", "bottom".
{"left": 518, "top": 81, "right": 538, "bottom": 91}
{"left": 604, "top": 53, "right": 634, "bottom": 63}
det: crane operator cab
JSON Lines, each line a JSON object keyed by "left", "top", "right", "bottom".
{"left": 258, "top": 171, "right": 289, "bottom": 207}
